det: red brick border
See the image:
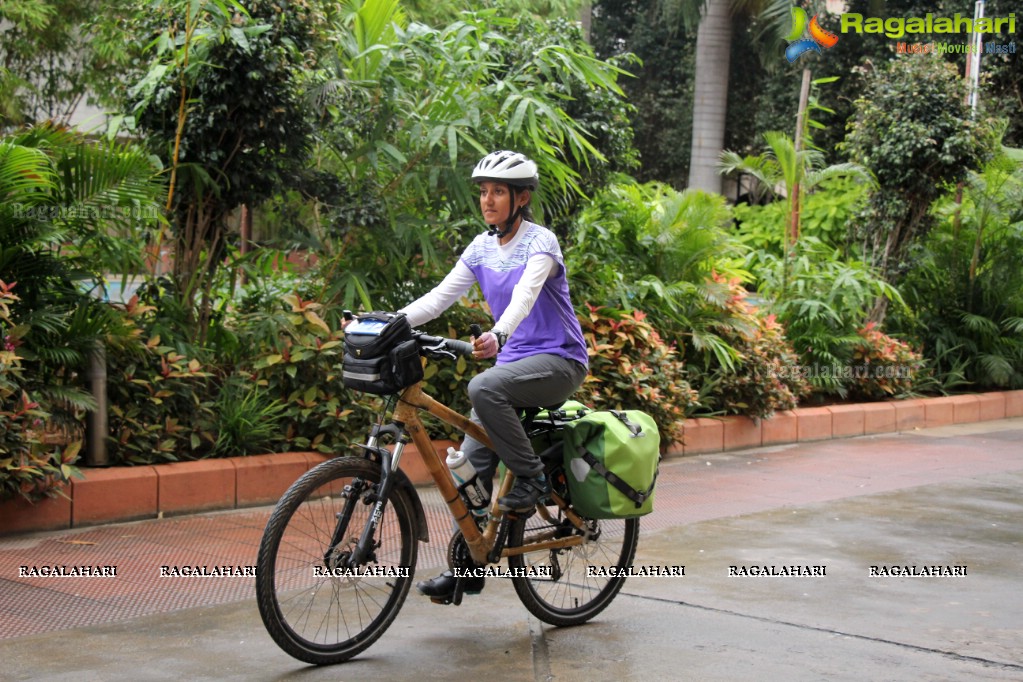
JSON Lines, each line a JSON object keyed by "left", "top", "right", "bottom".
{"left": 1006, "top": 391, "right": 1023, "bottom": 418}
{"left": 682, "top": 418, "right": 724, "bottom": 455}
{"left": 950, "top": 394, "right": 981, "bottom": 424}
{"left": 231, "top": 452, "right": 312, "bottom": 508}
{"left": 157, "top": 459, "right": 235, "bottom": 515}
{"left": 71, "top": 466, "right": 158, "bottom": 527}
{"left": 0, "top": 453, "right": 330, "bottom": 535}
{"left": 828, "top": 405, "right": 865, "bottom": 438}
{"left": 3, "top": 391, "right": 1022, "bottom": 535}
{"left": 761, "top": 410, "right": 797, "bottom": 446}
{"left": 0, "top": 494, "right": 72, "bottom": 535}
{"left": 676, "top": 390, "right": 1023, "bottom": 460}
{"left": 721, "top": 415, "right": 762, "bottom": 451}
{"left": 924, "top": 396, "right": 956, "bottom": 428}
{"left": 795, "top": 407, "right": 833, "bottom": 442}
{"left": 976, "top": 392, "right": 1007, "bottom": 421}
{"left": 893, "top": 399, "right": 926, "bottom": 431}
{"left": 861, "top": 402, "right": 896, "bottom": 434}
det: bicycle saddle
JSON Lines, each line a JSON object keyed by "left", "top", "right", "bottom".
{"left": 517, "top": 402, "right": 565, "bottom": 418}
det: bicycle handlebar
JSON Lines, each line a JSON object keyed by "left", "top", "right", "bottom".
{"left": 413, "top": 331, "right": 475, "bottom": 360}
{"left": 343, "top": 312, "right": 477, "bottom": 361}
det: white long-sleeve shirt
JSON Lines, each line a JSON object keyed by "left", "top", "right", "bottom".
{"left": 400, "top": 226, "right": 555, "bottom": 338}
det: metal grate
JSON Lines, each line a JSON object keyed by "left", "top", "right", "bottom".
{"left": 0, "top": 495, "right": 467, "bottom": 640}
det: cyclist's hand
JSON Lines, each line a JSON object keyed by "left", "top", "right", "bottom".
{"left": 472, "top": 332, "right": 500, "bottom": 359}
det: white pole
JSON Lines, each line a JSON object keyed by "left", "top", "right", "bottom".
{"left": 968, "top": 0, "right": 985, "bottom": 114}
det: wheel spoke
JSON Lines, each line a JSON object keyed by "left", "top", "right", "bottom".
{"left": 256, "top": 457, "right": 417, "bottom": 665}
{"left": 509, "top": 501, "right": 639, "bottom": 625}
{"left": 509, "top": 439, "right": 641, "bottom": 623}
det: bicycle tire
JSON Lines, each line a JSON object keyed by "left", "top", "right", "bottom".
{"left": 506, "top": 443, "right": 640, "bottom": 626}
{"left": 256, "top": 456, "right": 418, "bottom": 665}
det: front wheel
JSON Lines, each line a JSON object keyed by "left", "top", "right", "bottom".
{"left": 507, "top": 501, "right": 639, "bottom": 626}
{"left": 255, "top": 456, "right": 418, "bottom": 665}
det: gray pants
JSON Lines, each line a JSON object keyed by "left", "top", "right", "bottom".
{"left": 461, "top": 353, "right": 587, "bottom": 483}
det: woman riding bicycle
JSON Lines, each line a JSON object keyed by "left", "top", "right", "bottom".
{"left": 257, "top": 152, "right": 633, "bottom": 659}
{"left": 398, "top": 150, "right": 589, "bottom": 600}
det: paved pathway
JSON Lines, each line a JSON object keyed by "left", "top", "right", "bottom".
{"left": 1, "top": 419, "right": 1021, "bottom": 680}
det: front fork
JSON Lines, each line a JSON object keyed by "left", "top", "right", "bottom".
{"left": 326, "top": 423, "right": 409, "bottom": 569}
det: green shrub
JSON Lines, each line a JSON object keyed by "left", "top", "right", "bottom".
{"left": 734, "top": 175, "right": 870, "bottom": 257}
{"left": 246, "top": 294, "right": 370, "bottom": 454}
{"left": 0, "top": 391, "right": 82, "bottom": 502}
{"left": 842, "top": 56, "right": 998, "bottom": 286}
{"left": 577, "top": 305, "right": 698, "bottom": 447}
{"left": 209, "top": 378, "right": 287, "bottom": 458}
{"left": 105, "top": 333, "right": 216, "bottom": 465}
{"left": 701, "top": 275, "right": 810, "bottom": 420}
{"left": 847, "top": 323, "right": 924, "bottom": 401}
{"left": 1, "top": 280, "right": 82, "bottom": 500}
{"left": 800, "top": 176, "right": 871, "bottom": 252}
{"left": 889, "top": 152, "right": 1023, "bottom": 390}
{"left": 748, "top": 237, "right": 903, "bottom": 398}
{"left": 568, "top": 180, "right": 750, "bottom": 377}
{"left": 732, "top": 201, "right": 787, "bottom": 256}
{"left": 105, "top": 290, "right": 379, "bottom": 463}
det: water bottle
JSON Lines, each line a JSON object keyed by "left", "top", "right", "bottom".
{"left": 446, "top": 447, "right": 488, "bottom": 516}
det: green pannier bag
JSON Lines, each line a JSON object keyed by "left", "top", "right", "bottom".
{"left": 561, "top": 409, "right": 660, "bottom": 519}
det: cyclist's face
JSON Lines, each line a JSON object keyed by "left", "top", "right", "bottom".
{"left": 479, "top": 181, "right": 526, "bottom": 224}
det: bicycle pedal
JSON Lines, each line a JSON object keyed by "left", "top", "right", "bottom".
{"left": 429, "top": 596, "right": 455, "bottom": 606}
{"left": 428, "top": 586, "right": 469, "bottom": 606}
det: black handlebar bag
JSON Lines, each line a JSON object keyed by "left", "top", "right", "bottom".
{"left": 342, "top": 312, "right": 423, "bottom": 395}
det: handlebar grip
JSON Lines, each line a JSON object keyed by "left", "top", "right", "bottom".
{"left": 447, "top": 339, "right": 475, "bottom": 358}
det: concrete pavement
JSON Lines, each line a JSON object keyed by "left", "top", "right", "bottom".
{"left": 2, "top": 418, "right": 1022, "bottom": 681}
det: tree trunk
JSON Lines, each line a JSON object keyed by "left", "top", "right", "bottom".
{"left": 579, "top": 2, "right": 592, "bottom": 41}
{"left": 790, "top": 68, "right": 812, "bottom": 244}
{"left": 687, "top": 0, "right": 732, "bottom": 194}
{"left": 239, "top": 204, "right": 251, "bottom": 287}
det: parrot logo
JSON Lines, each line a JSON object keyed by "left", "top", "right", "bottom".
{"left": 785, "top": 6, "right": 839, "bottom": 62}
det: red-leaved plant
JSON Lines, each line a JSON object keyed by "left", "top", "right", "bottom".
{"left": 708, "top": 274, "right": 811, "bottom": 420}
{"left": 848, "top": 322, "right": 924, "bottom": 400}
{"left": 577, "top": 304, "right": 698, "bottom": 447}
{"left": 1, "top": 280, "right": 83, "bottom": 501}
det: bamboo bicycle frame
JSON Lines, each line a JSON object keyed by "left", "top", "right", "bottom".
{"left": 392, "top": 382, "right": 588, "bottom": 566}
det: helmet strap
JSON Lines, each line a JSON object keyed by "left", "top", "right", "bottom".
{"left": 485, "top": 186, "right": 524, "bottom": 239}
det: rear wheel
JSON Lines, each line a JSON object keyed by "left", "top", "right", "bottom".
{"left": 255, "top": 456, "right": 417, "bottom": 665}
{"left": 506, "top": 445, "right": 640, "bottom": 625}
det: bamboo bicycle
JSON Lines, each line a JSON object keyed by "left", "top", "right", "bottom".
{"left": 255, "top": 326, "right": 640, "bottom": 665}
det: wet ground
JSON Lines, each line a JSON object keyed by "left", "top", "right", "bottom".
{"left": 2, "top": 419, "right": 1021, "bottom": 681}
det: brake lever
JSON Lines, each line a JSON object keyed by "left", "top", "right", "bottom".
{"left": 422, "top": 340, "right": 458, "bottom": 360}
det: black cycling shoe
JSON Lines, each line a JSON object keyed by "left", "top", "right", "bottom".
{"left": 497, "top": 474, "right": 550, "bottom": 513}
{"left": 416, "top": 570, "right": 485, "bottom": 601}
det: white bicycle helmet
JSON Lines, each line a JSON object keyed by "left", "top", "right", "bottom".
{"left": 471, "top": 150, "right": 539, "bottom": 190}
{"left": 471, "top": 151, "right": 539, "bottom": 238}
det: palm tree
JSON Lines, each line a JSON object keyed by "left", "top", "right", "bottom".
{"left": 687, "top": 0, "right": 733, "bottom": 194}
{"left": 719, "top": 129, "right": 871, "bottom": 244}
{"left": 0, "top": 125, "right": 165, "bottom": 425}
{"left": 663, "top": 0, "right": 803, "bottom": 194}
